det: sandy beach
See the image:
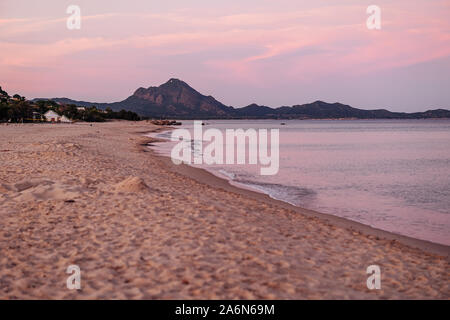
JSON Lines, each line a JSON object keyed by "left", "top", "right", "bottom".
{"left": 0, "top": 121, "right": 448, "bottom": 299}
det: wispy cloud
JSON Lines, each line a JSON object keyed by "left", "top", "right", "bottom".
{"left": 0, "top": 0, "right": 449, "bottom": 109}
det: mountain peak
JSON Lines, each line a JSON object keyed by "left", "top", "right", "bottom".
{"left": 167, "top": 78, "right": 184, "bottom": 83}
{"left": 126, "top": 78, "right": 230, "bottom": 117}
{"left": 160, "top": 78, "right": 191, "bottom": 89}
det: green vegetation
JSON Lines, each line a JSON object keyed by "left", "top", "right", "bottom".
{"left": 0, "top": 86, "right": 140, "bottom": 123}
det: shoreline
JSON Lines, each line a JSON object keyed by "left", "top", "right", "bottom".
{"left": 1, "top": 121, "right": 448, "bottom": 299}
{"left": 144, "top": 128, "right": 450, "bottom": 257}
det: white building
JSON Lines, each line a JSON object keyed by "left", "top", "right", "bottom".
{"left": 44, "top": 110, "right": 61, "bottom": 122}
{"left": 44, "top": 110, "right": 72, "bottom": 123}
{"left": 60, "top": 115, "right": 72, "bottom": 123}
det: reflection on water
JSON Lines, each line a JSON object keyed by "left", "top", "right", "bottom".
{"left": 149, "top": 119, "right": 450, "bottom": 245}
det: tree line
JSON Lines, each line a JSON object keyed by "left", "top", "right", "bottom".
{"left": 0, "top": 86, "right": 140, "bottom": 123}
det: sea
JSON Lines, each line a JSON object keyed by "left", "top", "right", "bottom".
{"left": 148, "top": 119, "right": 450, "bottom": 246}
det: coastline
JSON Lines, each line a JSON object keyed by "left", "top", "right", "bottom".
{"left": 0, "top": 121, "right": 448, "bottom": 299}
{"left": 145, "top": 129, "right": 450, "bottom": 257}
{"left": 160, "top": 155, "right": 450, "bottom": 257}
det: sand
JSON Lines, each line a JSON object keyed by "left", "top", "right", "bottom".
{"left": 0, "top": 121, "right": 448, "bottom": 299}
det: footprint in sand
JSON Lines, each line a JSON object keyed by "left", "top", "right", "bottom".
{"left": 10, "top": 179, "right": 85, "bottom": 202}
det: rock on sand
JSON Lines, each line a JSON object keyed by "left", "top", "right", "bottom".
{"left": 114, "top": 176, "right": 149, "bottom": 193}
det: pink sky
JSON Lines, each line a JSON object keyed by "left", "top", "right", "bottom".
{"left": 1, "top": 0, "right": 449, "bottom": 111}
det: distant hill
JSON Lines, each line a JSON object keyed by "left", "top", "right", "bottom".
{"left": 33, "top": 78, "right": 450, "bottom": 119}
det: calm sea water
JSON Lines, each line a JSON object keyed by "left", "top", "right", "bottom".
{"left": 149, "top": 120, "right": 450, "bottom": 245}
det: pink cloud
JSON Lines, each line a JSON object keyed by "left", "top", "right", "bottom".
{"left": 0, "top": 0, "right": 448, "bottom": 107}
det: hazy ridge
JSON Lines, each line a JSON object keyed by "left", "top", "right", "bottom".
{"left": 34, "top": 78, "right": 450, "bottom": 119}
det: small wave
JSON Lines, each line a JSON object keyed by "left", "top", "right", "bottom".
{"left": 218, "top": 169, "right": 236, "bottom": 180}
{"left": 232, "top": 179, "right": 316, "bottom": 207}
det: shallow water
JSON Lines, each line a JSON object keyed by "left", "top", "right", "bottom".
{"left": 149, "top": 119, "right": 450, "bottom": 245}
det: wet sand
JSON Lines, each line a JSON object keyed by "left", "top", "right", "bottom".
{"left": 0, "top": 121, "right": 448, "bottom": 299}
